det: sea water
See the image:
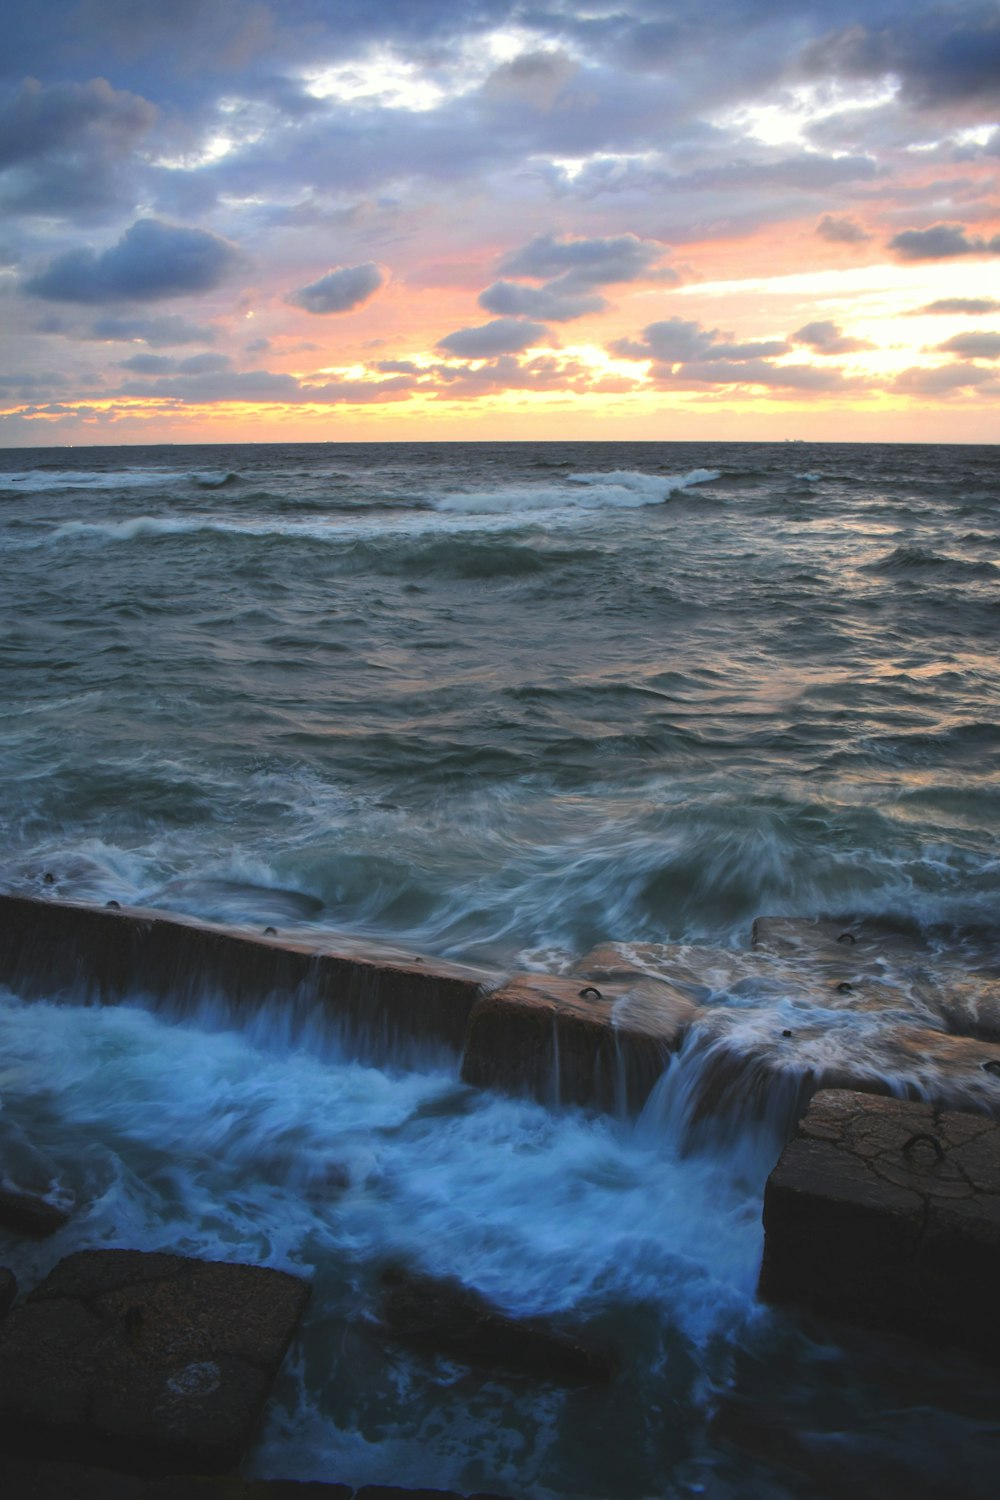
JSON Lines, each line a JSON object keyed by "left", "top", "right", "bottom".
{"left": 0, "top": 440, "right": 998, "bottom": 1496}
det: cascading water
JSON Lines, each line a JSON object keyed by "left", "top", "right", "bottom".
{"left": 1, "top": 910, "right": 999, "bottom": 1498}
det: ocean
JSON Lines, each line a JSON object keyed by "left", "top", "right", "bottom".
{"left": 1, "top": 440, "right": 998, "bottom": 1496}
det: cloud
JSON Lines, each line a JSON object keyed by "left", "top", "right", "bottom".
{"left": 480, "top": 49, "right": 578, "bottom": 111}
{"left": 0, "top": 76, "right": 156, "bottom": 218}
{"left": 816, "top": 213, "right": 872, "bottom": 245}
{"left": 936, "top": 332, "right": 1000, "bottom": 360}
{"left": 87, "top": 313, "right": 218, "bottom": 344}
{"left": 286, "top": 261, "right": 384, "bottom": 315}
{"left": 437, "top": 318, "right": 550, "bottom": 357}
{"left": 919, "top": 298, "right": 1000, "bottom": 315}
{"left": 660, "top": 359, "right": 855, "bottom": 393}
{"left": 120, "top": 351, "right": 232, "bottom": 374}
{"left": 497, "top": 232, "right": 672, "bottom": 290}
{"left": 894, "top": 363, "right": 998, "bottom": 394}
{"left": 115, "top": 366, "right": 416, "bottom": 405}
{"left": 610, "top": 316, "right": 786, "bottom": 364}
{"left": 478, "top": 279, "right": 605, "bottom": 322}
{"left": 889, "top": 223, "right": 1000, "bottom": 261}
{"left": 792, "top": 320, "right": 871, "bottom": 355}
{"left": 799, "top": 14, "right": 1000, "bottom": 111}
{"left": 24, "top": 219, "right": 244, "bottom": 303}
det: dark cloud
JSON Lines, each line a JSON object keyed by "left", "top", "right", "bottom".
{"left": 610, "top": 316, "right": 786, "bottom": 364}
{"left": 88, "top": 313, "right": 218, "bottom": 345}
{"left": 0, "top": 76, "right": 154, "bottom": 169}
{"left": 480, "top": 49, "right": 579, "bottom": 110}
{"left": 0, "top": 76, "right": 156, "bottom": 218}
{"left": 478, "top": 279, "right": 605, "bottom": 322}
{"left": 936, "top": 331, "right": 1000, "bottom": 360}
{"left": 799, "top": 12, "right": 1000, "bottom": 111}
{"left": 497, "top": 232, "right": 672, "bottom": 290}
{"left": 919, "top": 298, "right": 1000, "bottom": 315}
{"left": 286, "top": 262, "right": 384, "bottom": 315}
{"left": 437, "top": 318, "right": 550, "bottom": 357}
{"left": 120, "top": 351, "right": 232, "bottom": 374}
{"left": 816, "top": 213, "right": 872, "bottom": 244}
{"left": 792, "top": 320, "right": 871, "bottom": 354}
{"left": 116, "top": 366, "right": 416, "bottom": 404}
{"left": 889, "top": 223, "right": 1000, "bottom": 260}
{"left": 23, "top": 219, "right": 244, "bottom": 303}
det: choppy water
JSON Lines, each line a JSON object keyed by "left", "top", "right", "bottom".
{"left": 1, "top": 440, "right": 999, "bottom": 1496}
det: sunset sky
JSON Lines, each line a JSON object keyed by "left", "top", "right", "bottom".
{"left": 2, "top": 0, "right": 999, "bottom": 445}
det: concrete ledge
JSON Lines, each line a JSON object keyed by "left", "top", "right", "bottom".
{"left": 758, "top": 1089, "right": 1000, "bottom": 1361}
{"left": 460, "top": 971, "right": 694, "bottom": 1112}
{"left": 0, "top": 895, "right": 494, "bottom": 1062}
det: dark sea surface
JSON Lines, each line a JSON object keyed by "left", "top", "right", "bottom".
{"left": 1, "top": 440, "right": 999, "bottom": 1496}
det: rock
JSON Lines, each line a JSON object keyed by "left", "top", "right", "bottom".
{"left": 0, "top": 1267, "right": 15, "bottom": 1317}
{"left": 0, "top": 1249, "right": 310, "bottom": 1474}
{"left": 377, "top": 1267, "right": 617, "bottom": 1384}
{"left": 0, "top": 1185, "right": 70, "bottom": 1238}
{"left": 758, "top": 1089, "right": 1000, "bottom": 1362}
{"left": 461, "top": 971, "right": 693, "bottom": 1113}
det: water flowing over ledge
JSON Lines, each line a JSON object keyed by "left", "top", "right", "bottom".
{"left": 2, "top": 893, "right": 1000, "bottom": 1497}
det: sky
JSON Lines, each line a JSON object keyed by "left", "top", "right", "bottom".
{"left": 1, "top": 0, "right": 999, "bottom": 445}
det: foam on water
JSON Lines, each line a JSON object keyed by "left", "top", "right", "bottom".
{"left": 0, "top": 983, "right": 764, "bottom": 1495}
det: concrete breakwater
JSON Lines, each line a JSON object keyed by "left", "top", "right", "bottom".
{"left": 3, "top": 892, "right": 1000, "bottom": 1491}
{"left": 2, "top": 894, "right": 999, "bottom": 1124}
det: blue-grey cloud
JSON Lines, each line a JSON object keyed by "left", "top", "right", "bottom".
{"left": 116, "top": 367, "right": 417, "bottom": 404}
{"left": 816, "top": 213, "right": 872, "bottom": 244}
{"left": 936, "top": 331, "right": 1000, "bottom": 360}
{"left": 286, "top": 262, "right": 384, "bottom": 315}
{"left": 918, "top": 298, "right": 1000, "bottom": 315}
{"left": 0, "top": 76, "right": 156, "bottom": 218}
{"left": 437, "top": 318, "right": 550, "bottom": 357}
{"left": 120, "top": 351, "right": 232, "bottom": 374}
{"left": 610, "top": 316, "right": 786, "bottom": 364}
{"left": 793, "top": 320, "right": 871, "bottom": 355}
{"left": 84, "top": 313, "right": 218, "bottom": 345}
{"left": 498, "top": 232, "right": 672, "bottom": 290}
{"left": 24, "top": 218, "right": 244, "bottom": 303}
{"left": 800, "top": 13, "right": 1000, "bottom": 110}
{"left": 889, "top": 223, "right": 1000, "bottom": 260}
{"left": 478, "top": 279, "right": 605, "bottom": 322}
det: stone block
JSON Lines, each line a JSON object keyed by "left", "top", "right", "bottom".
{"left": 759, "top": 1089, "right": 1000, "bottom": 1361}
{"left": 460, "top": 971, "right": 693, "bottom": 1113}
{"left": 0, "top": 1249, "right": 310, "bottom": 1474}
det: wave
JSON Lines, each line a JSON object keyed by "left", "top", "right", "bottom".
{"left": 864, "top": 545, "right": 998, "bottom": 580}
{"left": 434, "top": 468, "right": 720, "bottom": 514}
{"left": 0, "top": 468, "right": 241, "bottom": 495}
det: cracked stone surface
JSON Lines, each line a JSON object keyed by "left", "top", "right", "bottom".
{"left": 759, "top": 1089, "right": 1000, "bottom": 1361}
{"left": 0, "top": 1250, "right": 310, "bottom": 1474}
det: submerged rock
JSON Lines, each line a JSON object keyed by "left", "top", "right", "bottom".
{"left": 0, "top": 1249, "right": 310, "bottom": 1474}
{"left": 377, "top": 1266, "right": 617, "bottom": 1383}
{"left": 759, "top": 1089, "right": 1000, "bottom": 1362}
{"left": 0, "top": 1185, "right": 70, "bottom": 1238}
